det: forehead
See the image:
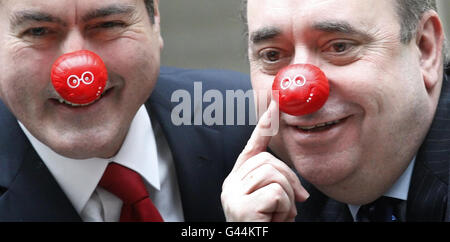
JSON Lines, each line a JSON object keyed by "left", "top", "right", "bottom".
{"left": 0, "top": 0, "right": 141, "bottom": 18}
{"left": 247, "top": 0, "right": 398, "bottom": 34}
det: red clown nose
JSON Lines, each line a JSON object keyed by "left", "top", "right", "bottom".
{"left": 51, "top": 50, "right": 108, "bottom": 105}
{"left": 272, "top": 64, "right": 329, "bottom": 116}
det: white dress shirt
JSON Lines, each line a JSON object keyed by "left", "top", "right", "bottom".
{"left": 347, "top": 157, "right": 416, "bottom": 221}
{"left": 19, "top": 105, "right": 184, "bottom": 222}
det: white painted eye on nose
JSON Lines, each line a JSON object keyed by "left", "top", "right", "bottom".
{"left": 280, "top": 77, "right": 292, "bottom": 90}
{"left": 293, "top": 74, "right": 306, "bottom": 87}
{"left": 66, "top": 71, "right": 95, "bottom": 89}
{"left": 81, "top": 71, "right": 94, "bottom": 85}
{"left": 67, "top": 75, "right": 80, "bottom": 88}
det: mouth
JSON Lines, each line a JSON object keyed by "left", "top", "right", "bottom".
{"left": 50, "top": 87, "right": 114, "bottom": 108}
{"left": 294, "top": 116, "right": 350, "bottom": 133}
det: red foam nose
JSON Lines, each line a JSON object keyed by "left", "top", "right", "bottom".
{"left": 272, "top": 64, "right": 329, "bottom": 116}
{"left": 51, "top": 50, "right": 108, "bottom": 105}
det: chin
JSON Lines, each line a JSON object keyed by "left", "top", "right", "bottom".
{"left": 287, "top": 145, "right": 362, "bottom": 188}
{"left": 44, "top": 126, "right": 125, "bottom": 159}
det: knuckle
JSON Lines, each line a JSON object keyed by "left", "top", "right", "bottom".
{"left": 259, "top": 163, "right": 284, "bottom": 182}
{"left": 259, "top": 152, "right": 274, "bottom": 161}
{"left": 223, "top": 197, "right": 261, "bottom": 222}
{"left": 289, "top": 207, "right": 298, "bottom": 218}
{"left": 268, "top": 183, "right": 285, "bottom": 200}
{"left": 256, "top": 165, "right": 280, "bottom": 183}
{"left": 258, "top": 117, "right": 272, "bottom": 130}
{"left": 259, "top": 163, "right": 275, "bottom": 173}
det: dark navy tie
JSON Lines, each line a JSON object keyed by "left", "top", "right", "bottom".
{"left": 356, "top": 196, "right": 404, "bottom": 222}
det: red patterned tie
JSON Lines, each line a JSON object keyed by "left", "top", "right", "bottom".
{"left": 99, "top": 162, "right": 164, "bottom": 222}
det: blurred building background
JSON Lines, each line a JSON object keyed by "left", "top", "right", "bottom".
{"left": 160, "top": 0, "right": 450, "bottom": 74}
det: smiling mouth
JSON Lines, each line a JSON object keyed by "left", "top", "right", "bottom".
{"left": 295, "top": 117, "right": 349, "bottom": 132}
{"left": 53, "top": 88, "right": 113, "bottom": 108}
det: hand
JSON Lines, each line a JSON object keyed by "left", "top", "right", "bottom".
{"left": 221, "top": 101, "right": 310, "bottom": 222}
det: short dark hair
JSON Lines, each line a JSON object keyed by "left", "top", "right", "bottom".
{"left": 396, "top": 0, "right": 437, "bottom": 43}
{"left": 393, "top": 0, "right": 448, "bottom": 64}
{"left": 144, "top": 0, "right": 155, "bottom": 24}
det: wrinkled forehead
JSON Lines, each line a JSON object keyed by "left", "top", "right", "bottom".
{"left": 0, "top": 0, "right": 140, "bottom": 20}
{"left": 246, "top": 0, "right": 398, "bottom": 35}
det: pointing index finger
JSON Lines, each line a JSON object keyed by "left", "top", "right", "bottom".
{"left": 235, "top": 100, "right": 279, "bottom": 169}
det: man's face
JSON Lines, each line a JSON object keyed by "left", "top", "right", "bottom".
{"left": 247, "top": 0, "right": 438, "bottom": 203}
{"left": 0, "top": 0, "right": 163, "bottom": 159}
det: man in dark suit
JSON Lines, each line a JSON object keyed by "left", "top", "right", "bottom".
{"left": 222, "top": 0, "right": 449, "bottom": 222}
{"left": 0, "top": 0, "right": 253, "bottom": 221}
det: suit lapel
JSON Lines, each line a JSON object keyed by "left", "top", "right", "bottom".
{"left": 147, "top": 84, "right": 226, "bottom": 221}
{"left": 407, "top": 70, "right": 450, "bottom": 221}
{"left": 0, "top": 102, "right": 80, "bottom": 221}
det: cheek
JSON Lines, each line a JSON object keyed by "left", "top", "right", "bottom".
{"left": 326, "top": 60, "right": 390, "bottom": 116}
{"left": 101, "top": 38, "right": 161, "bottom": 98}
{"left": 334, "top": 57, "right": 425, "bottom": 127}
{"left": 250, "top": 72, "right": 274, "bottom": 109}
{"left": 0, "top": 49, "right": 54, "bottom": 113}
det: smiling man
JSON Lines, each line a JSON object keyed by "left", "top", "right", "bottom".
{"left": 0, "top": 0, "right": 253, "bottom": 221}
{"left": 221, "top": 0, "right": 449, "bottom": 221}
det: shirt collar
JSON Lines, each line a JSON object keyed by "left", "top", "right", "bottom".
{"left": 18, "top": 105, "right": 160, "bottom": 213}
{"left": 347, "top": 157, "right": 416, "bottom": 220}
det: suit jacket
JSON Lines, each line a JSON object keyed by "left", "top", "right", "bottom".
{"left": 296, "top": 65, "right": 450, "bottom": 222}
{"left": 0, "top": 66, "right": 254, "bottom": 221}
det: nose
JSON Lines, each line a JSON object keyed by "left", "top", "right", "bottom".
{"left": 51, "top": 50, "right": 108, "bottom": 105}
{"left": 272, "top": 64, "right": 329, "bottom": 116}
{"left": 292, "top": 46, "right": 319, "bottom": 66}
{"left": 60, "top": 30, "right": 86, "bottom": 54}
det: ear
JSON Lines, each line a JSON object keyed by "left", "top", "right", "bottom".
{"left": 153, "top": 0, "right": 164, "bottom": 50}
{"left": 415, "top": 11, "right": 445, "bottom": 92}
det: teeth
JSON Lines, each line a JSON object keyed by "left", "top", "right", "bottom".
{"left": 326, "top": 121, "right": 338, "bottom": 125}
{"left": 62, "top": 99, "right": 92, "bottom": 107}
{"left": 299, "top": 125, "right": 318, "bottom": 131}
{"left": 57, "top": 91, "right": 105, "bottom": 107}
{"left": 297, "top": 119, "right": 341, "bottom": 131}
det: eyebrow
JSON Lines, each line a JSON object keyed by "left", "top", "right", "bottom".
{"left": 312, "top": 20, "right": 361, "bottom": 35}
{"left": 9, "top": 4, "right": 136, "bottom": 30}
{"left": 81, "top": 4, "right": 136, "bottom": 22}
{"left": 312, "top": 20, "right": 374, "bottom": 42}
{"left": 250, "top": 27, "right": 282, "bottom": 44}
{"left": 250, "top": 20, "right": 372, "bottom": 45}
{"left": 10, "top": 10, "right": 65, "bottom": 29}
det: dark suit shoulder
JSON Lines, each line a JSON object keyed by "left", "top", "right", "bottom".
{"left": 158, "top": 66, "right": 252, "bottom": 92}
{"left": 151, "top": 66, "right": 255, "bottom": 171}
{"left": 0, "top": 100, "right": 29, "bottom": 190}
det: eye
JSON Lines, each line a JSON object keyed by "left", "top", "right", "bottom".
{"left": 257, "top": 48, "right": 290, "bottom": 65}
{"left": 322, "top": 40, "right": 361, "bottom": 65}
{"left": 323, "top": 41, "right": 356, "bottom": 54}
{"left": 331, "top": 43, "right": 348, "bottom": 52}
{"left": 253, "top": 48, "right": 291, "bottom": 75}
{"left": 23, "top": 27, "right": 51, "bottom": 37}
{"left": 257, "top": 48, "right": 286, "bottom": 63}
{"left": 263, "top": 50, "right": 281, "bottom": 62}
